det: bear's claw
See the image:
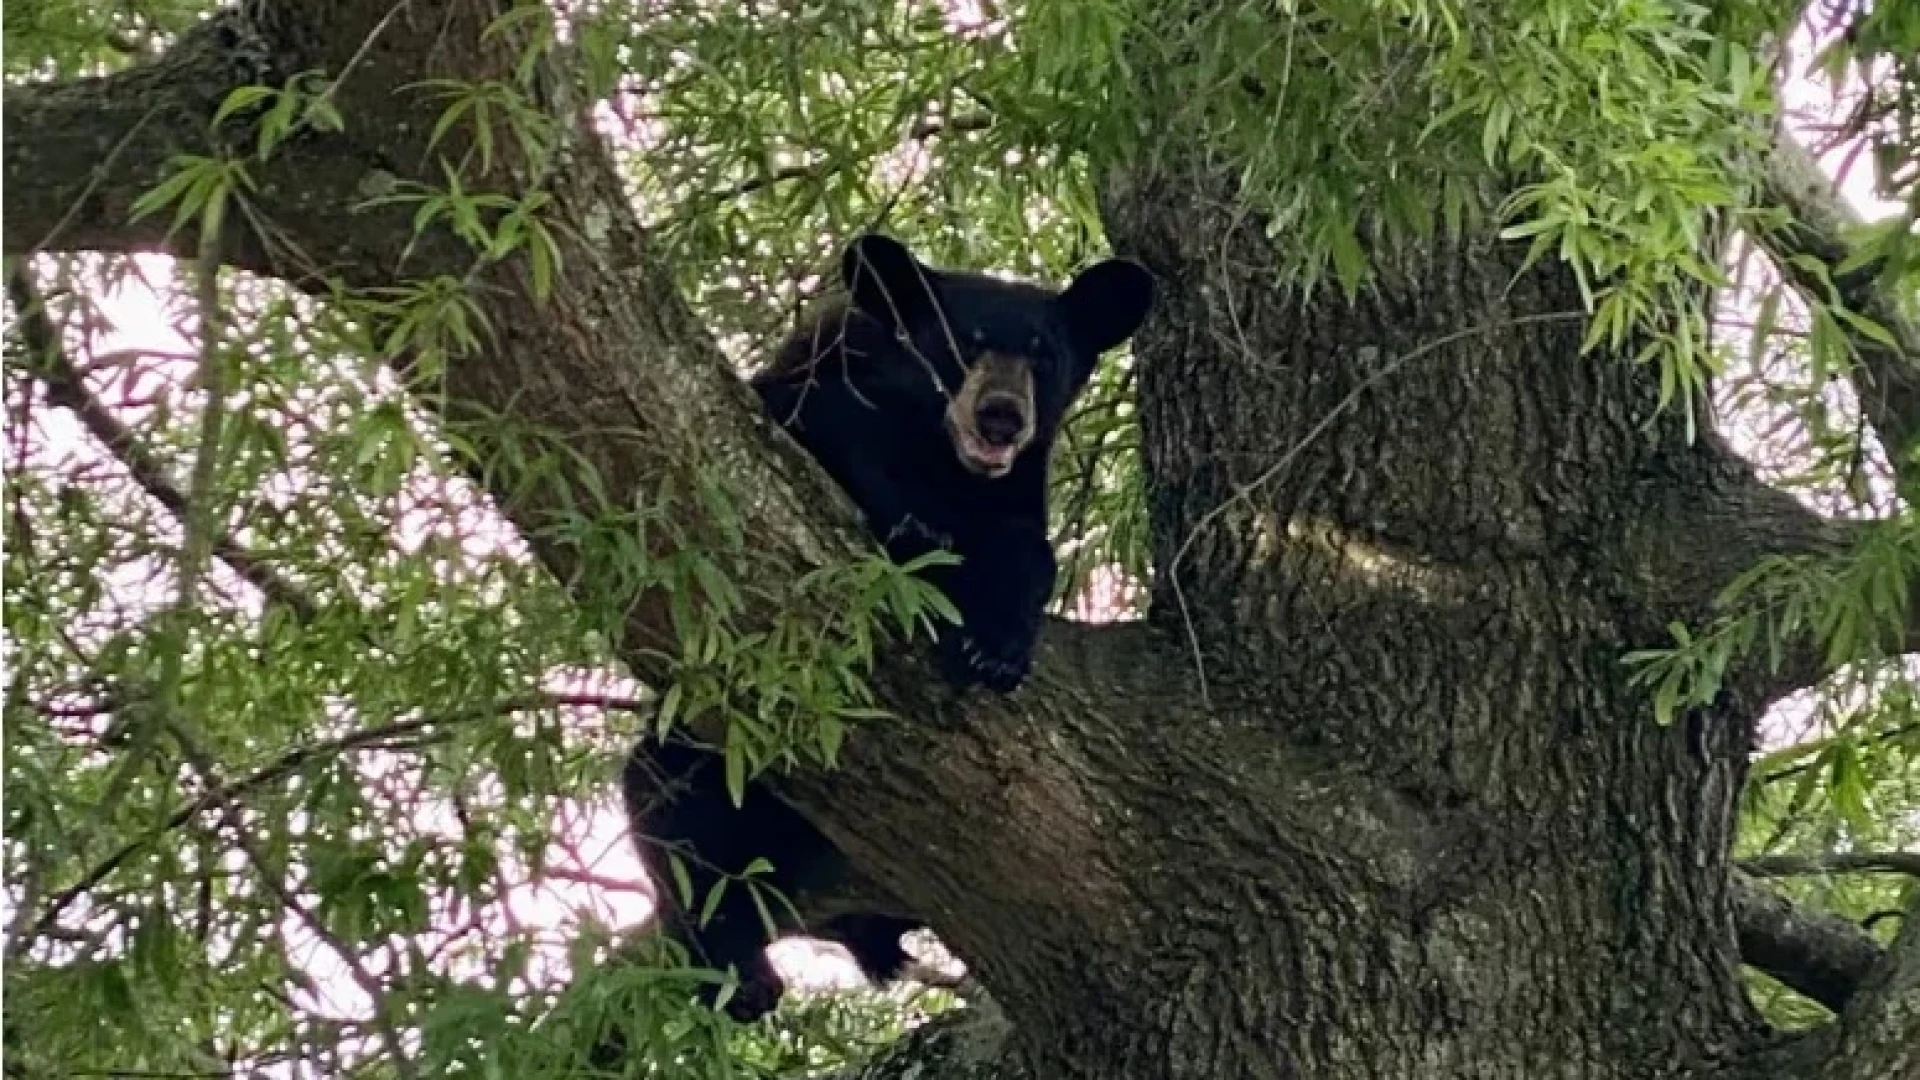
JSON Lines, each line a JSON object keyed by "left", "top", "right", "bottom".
{"left": 886, "top": 513, "right": 953, "bottom": 550}
{"left": 940, "top": 630, "right": 1031, "bottom": 693}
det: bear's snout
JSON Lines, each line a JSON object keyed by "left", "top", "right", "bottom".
{"left": 945, "top": 350, "right": 1037, "bottom": 478}
{"left": 975, "top": 397, "right": 1028, "bottom": 447}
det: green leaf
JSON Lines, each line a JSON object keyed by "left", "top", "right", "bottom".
{"left": 128, "top": 157, "right": 210, "bottom": 226}
{"left": 1748, "top": 285, "right": 1781, "bottom": 366}
{"left": 213, "top": 84, "right": 277, "bottom": 128}
{"left": 669, "top": 853, "right": 694, "bottom": 909}
{"left": 723, "top": 742, "right": 746, "bottom": 808}
{"left": 1834, "top": 305, "right": 1899, "bottom": 350}
{"left": 697, "top": 879, "right": 728, "bottom": 928}
{"left": 1482, "top": 99, "right": 1512, "bottom": 166}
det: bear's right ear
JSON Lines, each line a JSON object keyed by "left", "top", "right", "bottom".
{"left": 842, "top": 234, "right": 940, "bottom": 329}
{"left": 1058, "top": 258, "right": 1155, "bottom": 357}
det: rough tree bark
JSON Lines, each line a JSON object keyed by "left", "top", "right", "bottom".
{"left": 3, "top": 2, "right": 1913, "bottom": 1079}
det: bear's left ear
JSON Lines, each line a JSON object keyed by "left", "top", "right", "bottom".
{"left": 1058, "top": 258, "right": 1155, "bottom": 357}
{"left": 842, "top": 234, "right": 941, "bottom": 329}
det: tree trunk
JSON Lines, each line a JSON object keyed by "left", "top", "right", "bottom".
{"left": 3, "top": 3, "right": 1909, "bottom": 1079}
{"left": 1040, "top": 167, "right": 1766, "bottom": 1078}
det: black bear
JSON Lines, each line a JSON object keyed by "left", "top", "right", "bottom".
{"left": 754, "top": 232, "right": 1154, "bottom": 690}
{"left": 623, "top": 234, "right": 1154, "bottom": 1021}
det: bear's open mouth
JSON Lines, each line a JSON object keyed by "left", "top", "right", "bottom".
{"left": 951, "top": 426, "right": 1018, "bottom": 477}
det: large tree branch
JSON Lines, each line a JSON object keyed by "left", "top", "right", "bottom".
{"left": 1760, "top": 128, "right": 1920, "bottom": 492}
{"left": 3, "top": 3, "right": 473, "bottom": 285}
{"left": 1614, "top": 431, "right": 1869, "bottom": 709}
{"left": 835, "top": 869, "right": 1896, "bottom": 1080}
{"left": 1742, "top": 852, "right": 1920, "bottom": 879}
{"left": 1814, "top": 890, "right": 1919, "bottom": 1080}
{"left": 1731, "top": 871, "right": 1886, "bottom": 1012}
{"left": 854, "top": 870, "right": 1893, "bottom": 1080}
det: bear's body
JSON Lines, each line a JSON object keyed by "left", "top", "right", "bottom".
{"left": 623, "top": 235, "right": 1153, "bottom": 1021}
{"left": 753, "top": 237, "right": 1152, "bottom": 690}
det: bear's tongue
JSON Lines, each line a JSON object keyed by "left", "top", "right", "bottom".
{"left": 964, "top": 434, "right": 1015, "bottom": 472}
{"left": 975, "top": 443, "right": 1013, "bottom": 467}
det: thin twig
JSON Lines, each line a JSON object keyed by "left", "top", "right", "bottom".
{"left": 4, "top": 262, "right": 319, "bottom": 620}
{"left": 19, "top": 691, "right": 648, "bottom": 947}
{"left": 694, "top": 114, "right": 993, "bottom": 209}
{"left": 1759, "top": 722, "right": 1920, "bottom": 788}
{"left": 167, "top": 720, "right": 421, "bottom": 1080}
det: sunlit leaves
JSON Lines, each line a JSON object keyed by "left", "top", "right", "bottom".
{"left": 127, "top": 153, "right": 254, "bottom": 244}
{"left": 3, "top": 0, "right": 201, "bottom": 76}
{"left": 20, "top": 2, "right": 1119, "bottom": 1074}
{"left": 1072, "top": 0, "right": 1781, "bottom": 406}
{"left": 412, "top": 76, "right": 557, "bottom": 176}
{"left": 213, "top": 70, "right": 346, "bottom": 161}
{"left": 2, "top": 249, "right": 618, "bottom": 1076}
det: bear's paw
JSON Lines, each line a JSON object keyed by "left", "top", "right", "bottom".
{"left": 885, "top": 512, "right": 954, "bottom": 551}
{"left": 939, "top": 629, "right": 1032, "bottom": 693}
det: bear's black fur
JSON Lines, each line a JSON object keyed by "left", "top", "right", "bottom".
{"left": 623, "top": 235, "right": 1154, "bottom": 1021}
{"left": 620, "top": 739, "right": 923, "bottom": 1022}
{"left": 753, "top": 233, "right": 1154, "bottom": 691}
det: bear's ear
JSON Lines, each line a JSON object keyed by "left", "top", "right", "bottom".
{"left": 842, "top": 234, "right": 940, "bottom": 328}
{"left": 1058, "top": 258, "right": 1155, "bottom": 356}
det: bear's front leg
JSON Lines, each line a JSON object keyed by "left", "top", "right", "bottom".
{"left": 753, "top": 388, "right": 952, "bottom": 559}
{"left": 935, "top": 524, "right": 1057, "bottom": 694}
{"left": 883, "top": 511, "right": 955, "bottom": 558}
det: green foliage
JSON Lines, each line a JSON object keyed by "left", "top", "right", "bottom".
{"left": 5, "top": 6, "right": 972, "bottom": 1071}
{"left": 128, "top": 152, "right": 253, "bottom": 243}
{"left": 1626, "top": 516, "right": 1920, "bottom": 729}
{"left": 3, "top": 0, "right": 202, "bottom": 76}
{"left": 214, "top": 70, "right": 348, "bottom": 160}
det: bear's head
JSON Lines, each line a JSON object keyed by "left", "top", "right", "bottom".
{"left": 841, "top": 233, "right": 1155, "bottom": 478}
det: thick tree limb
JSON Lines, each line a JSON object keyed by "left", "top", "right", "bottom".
{"left": 847, "top": 871, "right": 1898, "bottom": 1070}
{"left": 2, "top": 4, "right": 473, "bottom": 286}
{"left": 1732, "top": 871, "right": 1885, "bottom": 1012}
{"left": 1613, "top": 429, "right": 1862, "bottom": 708}
{"left": 845, "top": 824, "right": 1898, "bottom": 1074}
{"left": 1760, "top": 129, "right": 1920, "bottom": 491}
{"left": 1814, "top": 891, "right": 1919, "bottom": 1080}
